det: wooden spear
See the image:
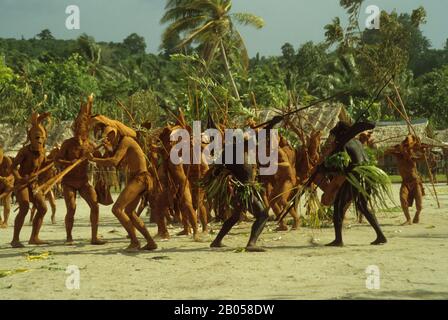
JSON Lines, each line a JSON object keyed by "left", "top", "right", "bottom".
{"left": 33, "top": 144, "right": 104, "bottom": 196}
{"left": 34, "top": 158, "right": 87, "bottom": 196}
{"left": 0, "top": 162, "right": 54, "bottom": 200}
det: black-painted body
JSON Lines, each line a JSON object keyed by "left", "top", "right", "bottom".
{"left": 326, "top": 138, "right": 387, "bottom": 246}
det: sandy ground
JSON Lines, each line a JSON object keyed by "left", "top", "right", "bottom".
{"left": 0, "top": 184, "right": 448, "bottom": 300}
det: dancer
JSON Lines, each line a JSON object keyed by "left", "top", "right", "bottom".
{"left": 11, "top": 112, "right": 51, "bottom": 248}
{"left": 385, "top": 135, "right": 426, "bottom": 225}
{"left": 56, "top": 96, "right": 106, "bottom": 244}
{"left": 89, "top": 115, "right": 157, "bottom": 251}
{"left": 0, "top": 146, "right": 14, "bottom": 228}
{"left": 323, "top": 121, "right": 388, "bottom": 246}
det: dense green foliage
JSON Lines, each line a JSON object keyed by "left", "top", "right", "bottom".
{"left": 0, "top": 0, "right": 447, "bottom": 128}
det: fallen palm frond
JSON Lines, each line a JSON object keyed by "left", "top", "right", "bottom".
{"left": 0, "top": 268, "right": 29, "bottom": 278}
{"left": 25, "top": 250, "right": 52, "bottom": 261}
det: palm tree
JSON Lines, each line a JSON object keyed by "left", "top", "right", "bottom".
{"left": 160, "top": 0, "right": 264, "bottom": 100}
{"left": 77, "top": 34, "right": 102, "bottom": 76}
{"left": 324, "top": 17, "right": 344, "bottom": 45}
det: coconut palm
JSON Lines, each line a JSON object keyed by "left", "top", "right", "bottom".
{"left": 160, "top": 0, "right": 264, "bottom": 100}
{"left": 77, "top": 34, "right": 102, "bottom": 76}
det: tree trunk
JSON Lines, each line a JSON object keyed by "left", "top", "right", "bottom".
{"left": 220, "top": 40, "right": 240, "bottom": 101}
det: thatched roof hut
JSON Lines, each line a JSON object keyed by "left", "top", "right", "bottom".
{"left": 435, "top": 129, "right": 448, "bottom": 146}
{"left": 290, "top": 102, "right": 352, "bottom": 140}
{"left": 371, "top": 119, "right": 445, "bottom": 149}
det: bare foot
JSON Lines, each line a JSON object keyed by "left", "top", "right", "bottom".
{"left": 124, "top": 242, "right": 141, "bottom": 252}
{"left": 91, "top": 238, "right": 107, "bottom": 245}
{"left": 325, "top": 240, "right": 344, "bottom": 247}
{"left": 210, "top": 241, "right": 225, "bottom": 248}
{"left": 193, "top": 233, "right": 201, "bottom": 242}
{"left": 141, "top": 241, "right": 158, "bottom": 251}
{"left": 11, "top": 240, "right": 25, "bottom": 248}
{"left": 291, "top": 220, "right": 300, "bottom": 230}
{"left": 51, "top": 216, "right": 56, "bottom": 224}
{"left": 371, "top": 236, "right": 387, "bottom": 245}
{"left": 401, "top": 220, "right": 412, "bottom": 226}
{"left": 65, "top": 239, "right": 76, "bottom": 245}
{"left": 29, "top": 238, "right": 50, "bottom": 245}
{"left": 245, "top": 245, "right": 266, "bottom": 252}
{"left": 413, "top": 216, "right": 420, "bottom": 224}
{"left": 0, "top": 223, "right": 7, "bottom": 229}
{"left": 154, "top": 232, "right": 170, "bottom": 240}
{"left": 176, "top": 229, "right": 190, "bottom": 236}
{"left": 275, "top": 224, "right": 288, "bottom": 232}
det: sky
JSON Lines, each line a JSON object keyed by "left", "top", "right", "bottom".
{"left": 0, "top": 0, "right": 447, "bottom": 57}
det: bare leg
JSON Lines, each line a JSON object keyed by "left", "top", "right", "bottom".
{"left": 47, "top": 191, "right": 56, "bottom": 224}
{"left": 173, "top": 200, "right": 182, "bottom": 224}
{"left": 246, "top": 196, "right": 269, "bottom": 252}
{"left": 210, "top": 210, "right": 241, "bottom": 248}
{"left": 125, "top": 195, "right": 157, "bottom": 250}
{"left": 29, "top": 205, "right": 36, "bottom": 224}
{"left": 177, "top": 209, "right": 192, "bottom": 236}
{"left": 193, "top": 187, "right": 208, "bottom": 233}
{"left": 413, "top": 185, "right": 423, "bottom": 224}
{"left": 279, "top": 180, "right": 299, "bottom": 230}
{"left": 272, "top": 202, "right": 288, "bottom": 231}
{"left": 326, "top": 183, "right": 352, "bottom": 247}
{"left": 112, "top": 178, "right": 156, "bottom": 251}
{"left": 400, "top": 184, "right": 412, "bottom": 225}
{"left": 357, "top": 196, "right": 387, "bottom": 245}
{"left": 151, "top": 197, "right": 170, "bottom": 239}
{"left": 136, "top": 198, "right": 146, "bottom": 217}
{"left": 29, "top": 191, "right": 48, "bottom": 245}
{"left": 180, "top": 184, "right": 199, "bottom": 241}
{"left": 63, "top": 185, "right": 77, "bottom": 244}
{"left": 11, "top": 188, "right": 31, "bottom": 248}
{"left": 1, "top": 194, "right": 11, "bottom": 228}
{"left": 79, "top": 184, "right": 106, "bottom": 245}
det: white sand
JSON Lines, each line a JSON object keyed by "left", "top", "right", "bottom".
{"left": 1, "top": 184, "right": 448, "bottom": 300}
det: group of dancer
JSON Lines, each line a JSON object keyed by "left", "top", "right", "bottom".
{"left": 0, "top": 95, "right": 432, "bottom": 251}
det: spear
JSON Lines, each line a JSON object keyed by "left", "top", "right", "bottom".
{"left": 33, "top": 144, "right": 104, "bottom": 196}
{"left": 252, "top": 91, "right": 349, "bottom": 129}
{"left": 0, "top": 162, "right": 54, "bottom": 200}
{"left": 34, "top": 158, "right": 86, "bottom": 196}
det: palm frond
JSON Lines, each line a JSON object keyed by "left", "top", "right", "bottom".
{"left": 231, "top": 12, "right": 265, "bottom": 29}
